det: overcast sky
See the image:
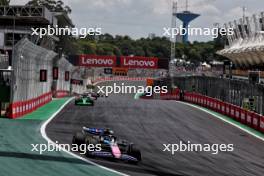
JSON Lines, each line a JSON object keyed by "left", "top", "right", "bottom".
{"left": 11, "top": 0, "right": 264, "bottom": 41}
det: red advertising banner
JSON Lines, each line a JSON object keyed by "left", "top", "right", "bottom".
{"left": 65, "top": 71, "right": 70, "bottom": 81}
{"left": 79, "top": 55, "right": 117, "bottom": 67}
{"left": 53, "top": 67, "right": 59, "bottom": 80}
{"left": 40, "top": 69, "right": 47, "bottom": 82}
{"left": 120, "top": 56, "right": 158, "bottom": 69}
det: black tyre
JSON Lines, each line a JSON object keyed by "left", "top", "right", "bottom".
{"left": 85, "top": 136, "right": 92, "bottom": 145}
{"left": 128, "top": 144, "right": 141, "bottom": 162}
{"left": 72, "top": 132, "right": 85, "bottom": 147}
{"left": 84, "top": 137, "right": 96, "bottom": 157}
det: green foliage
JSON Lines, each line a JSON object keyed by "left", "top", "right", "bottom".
{"left": 26, "top": 0, "right": 71, "bottom": 14}
{"left": 23, "top": 1, "right": 225, "bottom": 63}
{"left": 75, "top": 33, "right": 225, "bottom": 63}
{"left": 0, "top": 0, "right": 10, "bottom": 5}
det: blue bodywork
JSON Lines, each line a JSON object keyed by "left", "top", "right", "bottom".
{"left": 82, "top": 127, "right": 139, "bottom": 162}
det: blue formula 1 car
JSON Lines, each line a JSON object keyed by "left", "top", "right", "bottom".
{"left": 72, "top": 127, "right": 141, "bottom": 163}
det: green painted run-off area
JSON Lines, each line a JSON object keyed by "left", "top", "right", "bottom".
{"left": 0, "top": 98, "right": 118, "bottom": 176}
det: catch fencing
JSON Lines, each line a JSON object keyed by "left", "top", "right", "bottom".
{"left": 12, "top": 38, "right": 56, "bottom": 102}
{"left": 155, "top": 89, "right": 264, "bottom": 134}
{"left": 71, "top": 67, "right": 87, "bottom": 95}
{"left": 7, "top": 38, "right": 86, "bottom": 118}
{"left": 53, "top": 56, "right": 74, "bottom": 98}
{"left": 71, "top": 83, "right": 86, "bottom": 95}
{"left": 171, "top": 76, "right": 264, "bottom": 115}
{"left": 8, "top": 38, "right": 56, "bottom": 118}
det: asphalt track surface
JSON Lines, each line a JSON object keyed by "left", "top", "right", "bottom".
{"left": 47, "top": 81, "right": 264, "bottom": 176}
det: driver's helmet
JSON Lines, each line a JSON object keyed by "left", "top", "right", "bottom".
{"left": 102, "top": 128, "right": 114, "bottom": 136}
{"left": 101, "top": 135, "right": 116, "bottom": 143}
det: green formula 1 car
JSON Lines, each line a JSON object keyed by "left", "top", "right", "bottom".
{"left": 75, "top": 95, "right": 94, "bottom": 106}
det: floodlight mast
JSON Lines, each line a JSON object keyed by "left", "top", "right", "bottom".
{"left": 170, "top": 1, "right": 177, "bottom": 61}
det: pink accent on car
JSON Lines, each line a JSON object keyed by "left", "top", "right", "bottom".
{"left": 111, "top": 144, "right": 121, "bottom": 158}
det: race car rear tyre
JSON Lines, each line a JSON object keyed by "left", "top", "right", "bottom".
{"left": 72, "top": 132, "right": 85, "bottom": 147}
{"left": 128, "top": 144, "right": 141, "bottom": 162}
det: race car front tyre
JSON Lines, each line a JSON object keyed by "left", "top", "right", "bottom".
{"left": 128, "top": 144, "right": 142, "bottom": 162}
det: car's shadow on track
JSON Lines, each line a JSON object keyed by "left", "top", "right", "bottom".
{"left": 0, "top": 151, "right": 91, "bottom": 165}
{"left": 73, "top": 152, "right": 184, "bottom": 176}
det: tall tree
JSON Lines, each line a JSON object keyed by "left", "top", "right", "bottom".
{"left": 26, "top": 0, "right": 71, "bottom": 14}
{"left": 0, "top": 0, "right": 10, "bottom": 5}
{"left": 75, "top": 33, "right": 225, "bottom": 63}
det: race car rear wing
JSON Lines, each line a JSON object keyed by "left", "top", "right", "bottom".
{"left": 83, "top": 127, "right": 104, "bottom": 135}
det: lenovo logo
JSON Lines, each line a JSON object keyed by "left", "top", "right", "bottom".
{"left": 121, "top": 56, "right": 158, "bottom": 69}
{"left": 77, "top": 55, "right": 159, "bottom": 69}
{"left": 81, "top": 58, "right": 114, "bottom": 65}
{"left": 79, "top": 55, "right": 116, "bottom": 67}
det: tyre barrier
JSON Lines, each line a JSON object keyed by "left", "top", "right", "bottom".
{"left": 7, "top": 92, "right": 52, "bottom": 119}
